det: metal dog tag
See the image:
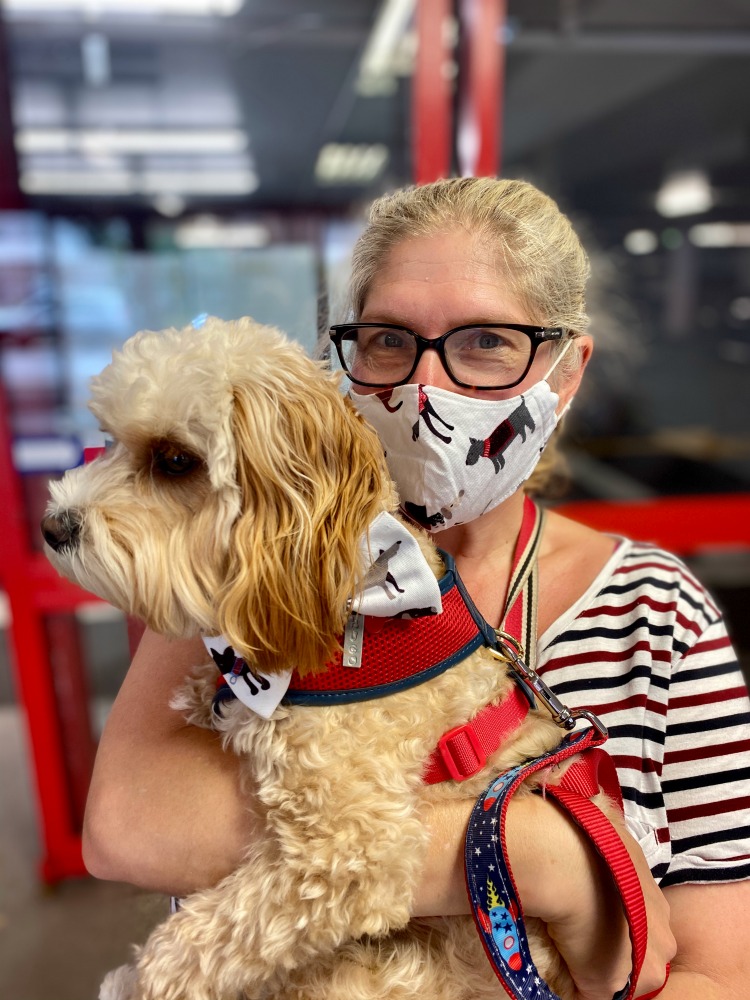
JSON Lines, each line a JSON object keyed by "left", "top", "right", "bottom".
{"left": 343, "top": 611, "right": 365, "bottom": 669}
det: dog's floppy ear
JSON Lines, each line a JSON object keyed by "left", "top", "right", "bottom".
{"left": 216, "top": 369, "right": 392, "bottom": 676}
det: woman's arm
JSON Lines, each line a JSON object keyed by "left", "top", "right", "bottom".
{"left": 659, "top": 881, "right": 750, "bottom": 999}
{"left": 83, "top": 629, "right": 252, "bottom": 895}
{"left": 416, "top": 804, "right": 750, "bottom": 1000}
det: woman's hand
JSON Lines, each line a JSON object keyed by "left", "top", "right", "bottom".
{"left": 415, "top": 794, "right": 675, "bottom": 1000}
{"left": 535, "top": 803, "right": 675, "bottom": 1000}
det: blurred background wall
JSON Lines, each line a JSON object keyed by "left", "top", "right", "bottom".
{"left": 0, "top": 2, "right": 749, "bottom": 996}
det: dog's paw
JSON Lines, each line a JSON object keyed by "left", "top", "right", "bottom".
{"left": 99, "top": 963, "right": 140, "bottom": 1000}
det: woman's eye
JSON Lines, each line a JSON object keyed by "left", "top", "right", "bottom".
{"left": 152, "top": 446, "right": 199, "bottom": 476}
{"left": 381, "top": 332, "right": 408, "bottom": 349}
{"left": 476, "top": 333, "right": 504, "bottom": 349}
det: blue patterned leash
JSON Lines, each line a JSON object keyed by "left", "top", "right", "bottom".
{"left": 465, "top": 716, "right": 650, "bottom": 1000}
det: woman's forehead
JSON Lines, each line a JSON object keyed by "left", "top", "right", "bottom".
{"left": 362, "top": 232, "right": 528, "bottom": 326}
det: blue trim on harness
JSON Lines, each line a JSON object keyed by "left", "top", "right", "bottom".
{"left": 282, "top": 552, "right": 534, "bottom": 707}
{"left": 440, "top": 550, "right": 498, "bottom": 648}
{"left": 283, "top": 631, "right": 488, "bottom": 705}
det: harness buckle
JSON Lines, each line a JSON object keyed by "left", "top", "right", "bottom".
{"left": 436, "top": 723, "right": 487, "bottom": 782}
{"left": 490, "top": 633, "right": 608, "bottom": 739}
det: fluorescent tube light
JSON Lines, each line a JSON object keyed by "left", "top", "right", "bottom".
{"left": 16, "top": 128, "right": 248, "bottom": 155}
{"left": 5, "top": 0, "right": 243, "bottom": 15}
{"left": 20, "top": 169, "right": 137, "bottom": 194}
{"left": 140, "top": 170, "right": 258, "bottom": 194}
{"left": 358, "top": 0, "right": 416, "bottom": 96}
{"left": 174, "top": 218, "right": 270, "bottom": 248}
{"left": 315, "top": 143, "right": 388, "bottom": 185}
{"left": 689, "top": 223, "right": 750, "bottom": 248}
{"left": 19, "top": 167, "right": 257, "bottom": 196}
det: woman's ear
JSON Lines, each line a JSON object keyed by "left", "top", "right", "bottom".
{"left": 556, "top": 334, "right": 593, "bottom": 415}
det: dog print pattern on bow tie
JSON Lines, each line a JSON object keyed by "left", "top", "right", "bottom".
{"left": 351, "top": 511, "right": 443, "bottom": 618}
{"left": 202, "top": 635, "right": 293, "bottom": 719}
{"left": 208, "top": 645, "right": 272, "bottom": 697}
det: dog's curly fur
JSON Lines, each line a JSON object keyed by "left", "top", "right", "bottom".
{"left": 44, "top": 316, "right": 604, "bottom": 1000}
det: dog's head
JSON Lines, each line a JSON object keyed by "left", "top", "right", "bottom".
{"left": 42, "top": 316, "right": 395, "bottom": 675}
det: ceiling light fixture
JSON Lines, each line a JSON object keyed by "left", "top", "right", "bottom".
{"left": 20, "top": 169, "right": 137, "bottom": 194}
{"left": 655, "top": 169, "right": 713, "bottom": 218}
{"left": 19, "top": 167, "right": 258, "bottom": 196}
{"left": 15, "top": 128, "right": 249, "bottom": 155}
{"left": 357, "top": 0, "right": 416, "bottom": 96}
{"left": 4, "top": 0, "right": 243, "bottom": 15}
{"left": 140, "top": 170, "right": 258, "bottom": 195}
{"left": 315, "top": 143, "right": 389, "bottom": 185}
{"left": 174, "top": 217, "right": 270, "bottom": 249}
{"left": 623, "top": 229, "right": 659, "bottom": 255}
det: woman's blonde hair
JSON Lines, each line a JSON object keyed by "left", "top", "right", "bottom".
{"left": 346, "top": 177, "right": 592, "bottom": 496}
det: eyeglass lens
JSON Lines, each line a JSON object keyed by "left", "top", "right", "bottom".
{"left": 338, "top": 326, "right": 535, "bottom": 388}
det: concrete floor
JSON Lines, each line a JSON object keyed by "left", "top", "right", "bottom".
{"left": 0, "top": 705, "right": 165, "bottom": 1000}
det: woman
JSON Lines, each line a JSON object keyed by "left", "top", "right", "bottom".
{"left": 84, "top": 178, "right": 750, "bottom": 999}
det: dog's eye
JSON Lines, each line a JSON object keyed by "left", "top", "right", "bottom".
{"left": 152, "top": 445, "right": 199, "bottom": 477}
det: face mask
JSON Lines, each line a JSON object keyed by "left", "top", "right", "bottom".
{"left": 350, "top": 376, "right": 564, "bottom": 532}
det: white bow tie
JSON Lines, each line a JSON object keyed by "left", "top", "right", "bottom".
{"left": 351, "top": 510, "right": 443, "bottom": 618}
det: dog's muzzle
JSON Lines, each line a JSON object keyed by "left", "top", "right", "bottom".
{"left": 41, "top": 511, "right": 82, "bottom": 552}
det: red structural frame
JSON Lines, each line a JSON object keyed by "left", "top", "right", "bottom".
{"left": 558, "top": 494, "right": 750, "bottom": 557}
{"left": 0, "top": 381, "right": 95, "bottom": 882}
{"left": 459, "top": 0, "right": 506, "bottom": 177}
{"left": 413, "top": 0, "right": 453, "bottom": 184}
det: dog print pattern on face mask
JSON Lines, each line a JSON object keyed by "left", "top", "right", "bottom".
{"left": 412, "top": 386, "right": 454, "bottom": 443}
{"left": 465, "top": 397, "right": 536, "bottom": 473}
{"left": 350, "top": 381, "right": 561, "bottom": 532}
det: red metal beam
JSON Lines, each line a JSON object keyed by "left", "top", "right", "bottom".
{"left": 458, "top": 0, "right": 505, "bottom": 176}
{"left": 0, "top": 381, "right": 95, "bottom": 881}
{"left": 412, "top": 0, "right": 454, "bottom": 184}
{"left": 556, "top": 494, "right": 750, "bottom": 556}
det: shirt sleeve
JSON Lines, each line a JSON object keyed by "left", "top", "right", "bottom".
{"left": 660, "top": 611, "right": 750, "bottom": 888}
{"left": 537, "top": 540, "right": 750, "bottom": 887}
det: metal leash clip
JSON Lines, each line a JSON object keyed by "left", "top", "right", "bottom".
{"left": 489, "top": 632, "right": 608, "bottom": 740}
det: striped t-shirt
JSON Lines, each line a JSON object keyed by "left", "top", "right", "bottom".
{"left": 536, "top": 539, "right": 750, "bottom": 888}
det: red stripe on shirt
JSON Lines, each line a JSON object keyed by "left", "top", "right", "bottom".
{"left": 668, "top": 795, "right": 750, "bottom": 824}
{"left": 669, "top": 685, "right": 750, "bottom": 711}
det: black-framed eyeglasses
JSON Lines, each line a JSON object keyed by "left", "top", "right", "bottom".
{"left": 329, "top": 322, "right": 566, "bottom": 390}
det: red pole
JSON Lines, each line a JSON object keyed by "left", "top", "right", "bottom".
{"left": 412, "top": 0, "right": 454, "bottom": 184}
{"left": 471, "top": 0, "right": 505, "bottom": 176}
{"left": 0, "top": 382, "right": 83, "bottom": 879}
{"left": 456, "top": 0, "right": 505, "bottom": 177}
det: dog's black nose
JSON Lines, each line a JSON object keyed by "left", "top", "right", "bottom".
{"left": 41, "top": 512, "right": 82, "bottom": 552}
